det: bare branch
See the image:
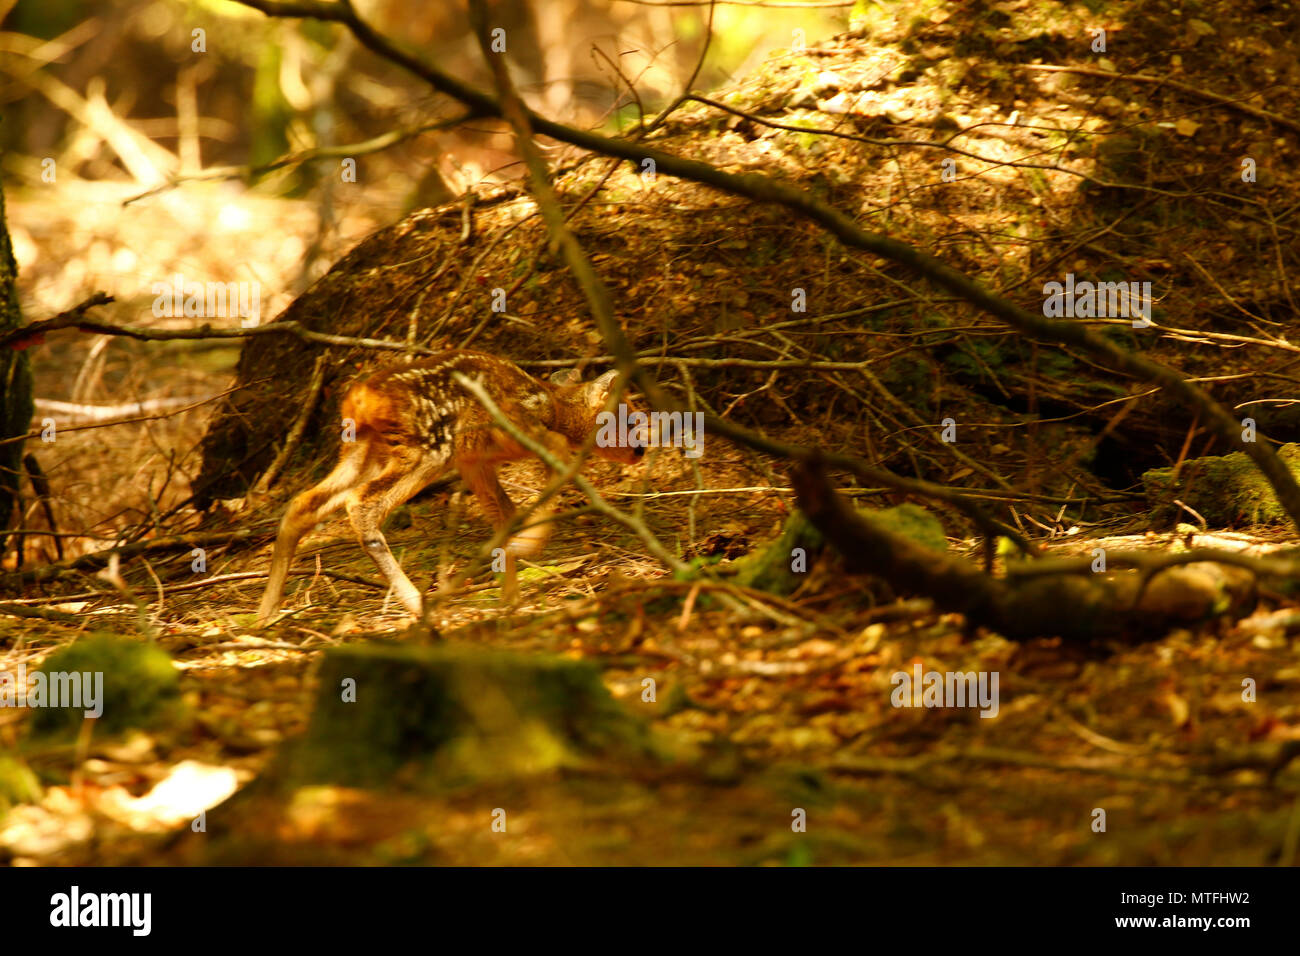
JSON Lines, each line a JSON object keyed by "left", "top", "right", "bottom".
{"left": 1016, "top": 64, "right": 1300, "bottom": 135}
{"left": 122, "top": 114, "right": 477, "bottom": 205}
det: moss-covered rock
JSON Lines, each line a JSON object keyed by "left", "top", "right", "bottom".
{"left": 1142, "top": 444, "right": 1300, "bottom": 527}
{"left": 285, "top": 644, "right": 655, "bottom": 789}
{"left": 26, "top": 635, "right": 184, "bottom": 739}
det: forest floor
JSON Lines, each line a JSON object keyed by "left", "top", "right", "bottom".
{"left": 4, "top": 449, "right": 1299, "bottom": 865}
{"left": 4, "top": 0, "right": 1300, "bottom": 864}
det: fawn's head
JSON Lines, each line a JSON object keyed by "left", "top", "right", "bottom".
{"left": 548, "top": 367, "right": 647, "bottom": 465}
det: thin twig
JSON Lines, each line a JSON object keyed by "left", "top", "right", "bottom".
{"left": 256, "top": 353, "right": 328, "bottom": 493}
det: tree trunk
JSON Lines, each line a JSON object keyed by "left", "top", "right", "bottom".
{"left": 0, "top": 170, "right": 33, "bottom": 544}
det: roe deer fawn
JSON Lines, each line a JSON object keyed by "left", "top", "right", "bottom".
{"left": 255, "top": 350, "right": 643, "bottom": 624}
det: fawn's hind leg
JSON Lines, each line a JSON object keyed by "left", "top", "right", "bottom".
{"left": 457, "top": 429, "right": 572, "bottom": 557}
{"left": 257, "top": 441, "right": 373, "bottom": 624}
{"left": 345, "top": 448, "right": 447, "bottom": 617}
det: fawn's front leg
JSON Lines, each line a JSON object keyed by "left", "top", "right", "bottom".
{"left": 459, "top": 430, "right": 572, "bottom": 557}
{"left": 459, "top": 459, "right": 517, "bottom": 531}
{"left": 345, "top": 449, "right": 446, "bottom": 617}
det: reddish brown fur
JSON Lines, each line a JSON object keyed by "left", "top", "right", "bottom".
{"left": 256, "top": 350, "right": 642, "bottom": 623}
{"left": 339, "top": 386, "right": 401, "bottom": 443}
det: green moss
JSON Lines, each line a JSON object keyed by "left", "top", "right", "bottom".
{"left": 733, "top": 511, "right": 824, "bottom": 595}
{"left": 728, "top": 504, "right": 945, "bottom": 595}
{"left": 863, "top": 503, "right": 948, "bottom": 553}
{"left": 0, "top": 754, "right": 41, "bottom": 817}
{"left": 1142, "top": 444, "right": 1300, "bottom": 527}
{"left": 26, "top": 635, "right": 184, "bottom": 739}
{"left": 287, "top": 644, "right": 655, "bottom": 790}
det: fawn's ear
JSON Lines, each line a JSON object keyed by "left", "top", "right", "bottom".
{"left": 550, "top": 368, "right": 582, "bottom": 386}
{"left": 583, "top": 370, "right": 620, "bottom": 408}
